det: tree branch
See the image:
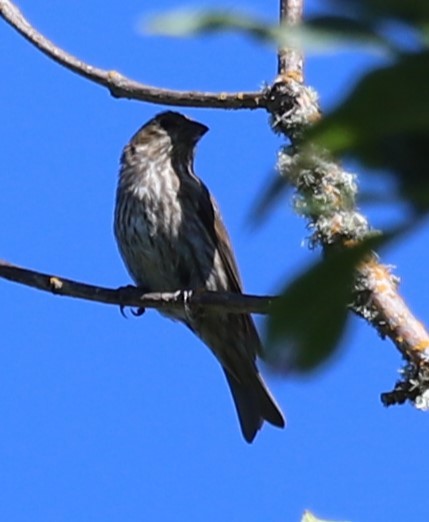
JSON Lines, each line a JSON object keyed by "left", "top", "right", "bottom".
{"left": 0, "top": 259, "right": 275, "bottom": 315}
{"left": 268, "top": 0, "right": 429, "bottom": 407}
{"left": 0, "top": 0, "right": 266, "bottom": 109}
{"left": 278, "top": 0, "right": 304, "bottom": 82}
{"left": 356, "top": 259, "right": 429, "bottom": 365}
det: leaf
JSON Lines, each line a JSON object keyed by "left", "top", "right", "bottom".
{"left": 266, "top": 252, "right": 352, "bottom": 372}
{"left": 146, "top": 10, "right": 277, "bottom": 42}
{"left": 304, "top": 15, "right": 388, "bottom": 50}
{"left": 265, "top": 233, "right": 393, "bottom": 372}
{"left": 301, "top": 509, "right": 350, "bottom": 522}
{"left": 311, "top": 51, "right": 429, "bottom": 212}
{"left": 248, "top": 174, "right": 290, "bottom": 226}
{"left": 145, "top": 10, "right": 387, "bottom": 54}
{"left": 329, "top": 0, "right": 429, "bottom": 27}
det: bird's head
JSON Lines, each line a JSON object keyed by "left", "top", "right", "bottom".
{"left": 125, "top": 111, "right": 208, "bottom": 169}
{"left": 153, "top": 111, "right": 209, "bottom": 146}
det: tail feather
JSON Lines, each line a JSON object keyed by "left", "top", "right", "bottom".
{"left": 224, "top": 371, "right": 285, "bottom": 443}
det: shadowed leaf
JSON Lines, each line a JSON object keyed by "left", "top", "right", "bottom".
{"left": 312, "top": 51, "right": 429, "bottom": 212}
{"left": 248, "top": 174, "right": 290, "bottom": 225}
{"left": 329, "top": 0, "right": 429, "bottom": 27}
{"left": 265, "top": 233, "right": 395, "bottom": 372}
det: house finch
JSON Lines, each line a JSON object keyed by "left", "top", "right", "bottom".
{"left": 114, "top": 111, "right": 285, "bottom": 442}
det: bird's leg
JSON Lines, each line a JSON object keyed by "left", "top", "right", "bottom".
{"left": 182, "top": 289, "right": 194, "bottom": 321}
{"left": 181, "top": 288, "right": 208, "bottom": 323}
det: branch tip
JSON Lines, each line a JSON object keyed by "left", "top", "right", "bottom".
{"left": 0, "top": 0, "right": 266, "bottom": 109}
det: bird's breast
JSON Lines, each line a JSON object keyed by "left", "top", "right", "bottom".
{"left": 115, "top": 162, "right": 186, "bottom": 291}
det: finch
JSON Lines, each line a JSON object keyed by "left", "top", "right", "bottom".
{"left": 114, "top": 111, "right": 284, "bottom": 442}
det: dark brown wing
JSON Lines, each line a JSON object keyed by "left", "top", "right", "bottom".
{"left": 207, "top": 192, "right": 243, "bottom": 293}
{"left": 191, "top": 180, "right": 263, "bottom": 357}
{"left": 183, "top": 174, "right": 285, "bottom": 438}
{"left": 186, "top": 180, "right": 242, "bottom": 288}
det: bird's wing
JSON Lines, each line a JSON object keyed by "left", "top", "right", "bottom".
{"left": 193, "top": 181, "right": 263, "bottom": 358}
{"left": 195, "top": 182, "right": 243, "bottom": 292}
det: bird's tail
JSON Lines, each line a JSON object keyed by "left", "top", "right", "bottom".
{"left": 224, "top": 370, "right": 285, "bottom": 443}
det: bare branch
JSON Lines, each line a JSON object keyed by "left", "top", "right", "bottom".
{"left": 0, "top": 0, "right": 266, "bottom": 109}
{"left": 278, "top": 0, "right": 304, "bottom": 82}
{"left": 356, "top": 259, "right": 429, "bottom": 364}
{"left": 0, "top": 259, "right": 275, "bottom": 315}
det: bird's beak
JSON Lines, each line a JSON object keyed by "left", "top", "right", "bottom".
{"left": 188, "top": 120, "right": 209, "bottom": 140}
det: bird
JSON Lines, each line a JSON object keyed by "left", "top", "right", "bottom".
{"left": 114, "top": 110, "right": 285, "bottom": 442}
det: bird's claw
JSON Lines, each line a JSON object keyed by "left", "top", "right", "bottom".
{"left": 131, "top": 307, "right": 145, "bottom": 317}
{"left": 119, "top": 305, "right": 145, "bottom": 318}
{"left": 118, "top": 284, "right": 147, "bottom": 318}
{"left": 120, "top": 304, "right": 128, "bottom": 318}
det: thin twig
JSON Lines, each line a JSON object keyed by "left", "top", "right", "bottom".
{"left": 0, "top": 259, "right": 275, "bottom": 315}
{"left": 278, "top": 0, "right": 304, "bottom": 81}
{"left": 0, "top": 0, "right": 266, "bottom": 109}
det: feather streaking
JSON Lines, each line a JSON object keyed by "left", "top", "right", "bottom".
{"left": 114, "top": 111, "right": 285, "bottom": 442}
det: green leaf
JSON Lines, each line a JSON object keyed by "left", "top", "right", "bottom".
{"left": 265, "top": 234, "right": 390, "bottom": 372}
{"left": 314, "top": 52, "right": 429, "bottom": 144}
{"left": 145, "top": 10, "right": 387, "bottom": 54}
{"left": 329, "top": 0, "right": 429, "bottom": 27}
{"left": 248, "top": 174, "right": 290, "bottom": 226}
{"left": 266, "top": 253, "right": 352, "bottom": 372}
{"left": 301, "top": 509, "right": 350, "bottom": 522}
{"left": 304, "top": 15, "right": 388, "bottom": 51}
{"left": 146, "top": 10, "right": 277, "bottom": 42}
{"left": 312, "top": 51, "right": 429, "bottom": 212}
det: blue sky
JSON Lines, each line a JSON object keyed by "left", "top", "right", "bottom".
{"left": 1, "top": 1, "right": 428, "bottom": 521}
